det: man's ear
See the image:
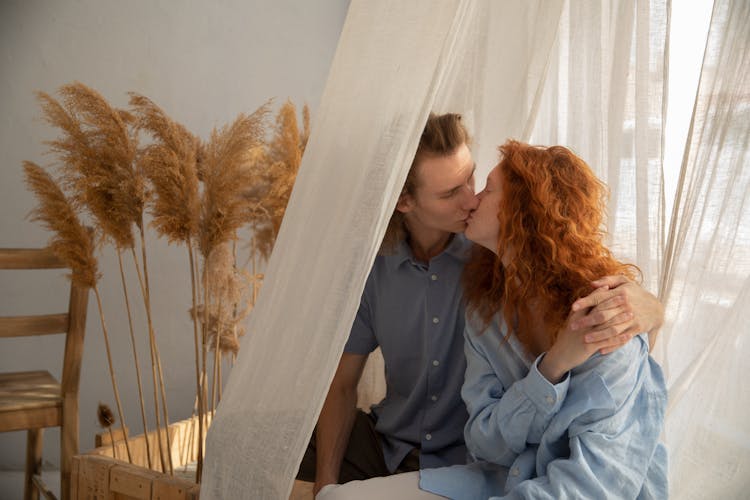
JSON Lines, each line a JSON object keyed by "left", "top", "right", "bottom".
{"left": 396, "top": 192, "right": 414, "bottom": 213}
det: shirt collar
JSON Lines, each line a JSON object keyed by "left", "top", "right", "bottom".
{"left": 386, "top": 233, "right": 473, "bottom": 271}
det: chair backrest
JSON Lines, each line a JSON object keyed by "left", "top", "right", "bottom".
{"left": 0, "top": 248, "right": 88, "bottom": 401}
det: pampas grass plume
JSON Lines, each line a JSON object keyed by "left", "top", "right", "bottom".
{"left": 23, "top": 161, "right": 99, "bottom": 288}
{"left": 198, "top": 103, "right": 270, "bottom": 257}
{"left": 37, "top": 82, "right": 143, "bottom": 249}
{"left": 129, "top": 93, "right": 201, "bottom": 244}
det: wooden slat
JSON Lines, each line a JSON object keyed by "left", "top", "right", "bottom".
{"left": 0, "top": 248, "right": 65, "bottom": 269}
{"left": 0, "top": 406, "right": 61, "bottom": 432}
{"left": 31, "top": 474, "right": 57, "bottom": 500}
{"left": 74, "top": 455, "right": 118, "bottom": 499}
{"left": 109, "top": 464, "right": 160, "bottom": 499}
{"left": 0, "top": 371, "right": 62, "bottom": 428}
{"left": 152, "top": 477, "right": 201, "bottom": 500}
{"left": 0, "top": 314, "right": 69, "bottom": 338}
{"left": 91, "top": 413, "right": 213, "bottom": 473}
{"left": 0, "top": 370, "right": 60, "bottom": 397}
{"left": 96, "top": 426, "right": 130, "bottom": 448}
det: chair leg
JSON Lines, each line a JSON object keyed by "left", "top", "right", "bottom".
{"left": 60, "top": 398, "right": 79, "bottom": 500}
{"left": 24, "top": 428, "right": 43, "bottom": 500}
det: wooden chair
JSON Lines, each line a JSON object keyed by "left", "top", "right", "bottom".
{"left": 0, "top": 248, "right": 89, "bottom": 500}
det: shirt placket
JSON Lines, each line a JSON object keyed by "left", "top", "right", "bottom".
{"left": 422, "top": 259, "right": 444, "bottom": 452}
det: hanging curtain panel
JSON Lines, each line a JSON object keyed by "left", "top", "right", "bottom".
{"left": 657, "top": 1, "right": 750, "bottom": 498}
{"left": 530, "top": 0, "right": 668, "bottom": 292}
{"left": 201, "top": 1, "right": 563, "bottom": 498}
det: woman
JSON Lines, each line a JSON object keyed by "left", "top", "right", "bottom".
{"left": 319, "top": 141, "right": 667, "bottom": 499}
{"left": 420, "top": 140, "right": 668, "bottom": 499}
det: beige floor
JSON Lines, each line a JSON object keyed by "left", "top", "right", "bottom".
{"left": 0, "top": 470, "right": 315, "bottom": 499}
{"left": 0, "top": 469, "right": 60, "bottom": 499}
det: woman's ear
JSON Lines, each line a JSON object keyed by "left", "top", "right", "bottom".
{"left": 396, "top": 192, "right": 414, "bottom": 213}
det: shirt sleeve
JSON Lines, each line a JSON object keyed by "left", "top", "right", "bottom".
{"left": 497, "top": 338, "right": 668, "bottom": 499}
{"left": 462, "top": 323, "right": 570, "bottom": 466}
{"left": 343, "top": 288, "right": 378, "bottom": 354}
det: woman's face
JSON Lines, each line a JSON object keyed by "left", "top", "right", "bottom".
{"left": 465, "top": 166, "right": 502, "bottom": 254}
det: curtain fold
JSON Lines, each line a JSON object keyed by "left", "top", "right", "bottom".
{"left": 656, "top": 1, "right": 750, "bottom": 497}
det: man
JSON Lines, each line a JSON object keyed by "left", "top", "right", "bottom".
{"left": 297, "top": 113, "right": 664, "bottom": 495}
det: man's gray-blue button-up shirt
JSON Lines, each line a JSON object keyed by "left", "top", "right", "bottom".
{"left": 344, "top": 234, "right": 472, "bottom": 472}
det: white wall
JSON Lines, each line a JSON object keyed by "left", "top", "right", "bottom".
{"left": 0, "top": 0, "right": 350, "bottom": 470}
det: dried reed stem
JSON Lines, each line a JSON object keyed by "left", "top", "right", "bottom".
{"left": 93, "top": 286, "right": 133, "bottom": 462}
{"left": 109, "top": 428, "right": 117, "bottom": 459}
{"left": 140, "top": 225, "right": 174, "bottom": 476}
{"left": 198, "top": 273, "right": 210, "bottom": 482}
{"left": 210, "top": 296, "right": 223, "bottom": 413}
{"left": 117, "top": 249, "right": 152, "bottom": 469}
{"left": 131, "top": 246, "right": 168, "bottom": 473}
{"left": 188, "top": 242, "right": 204, "bottom": 482}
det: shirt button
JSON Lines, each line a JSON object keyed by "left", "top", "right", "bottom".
{"left": 510, "top": 467, "right": 520, "bottom": 477}
{"left": 432, "top": 317, "right": 440, "bottom": 324}
{"left": 432, "top": 360, "right": 440, "bottom": 367}
{"left": 431, "top": 274, "right": 438, "bottom": 281}
{"left": 431, "top": 395, "right": 438, "bottom": 401}
{"left": 545, "top": 395, "right": 554, "bottom": 404}
{"left": 425, "top": 433, "right": 432, "bottom": 441}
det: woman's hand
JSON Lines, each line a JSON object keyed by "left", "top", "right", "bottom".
{"left": 538, "top": 301, "right": 603, "bottom": 384}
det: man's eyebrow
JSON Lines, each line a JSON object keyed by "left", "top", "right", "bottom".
{"left": 440, "top": 164, "right": 476, "bottom": 195}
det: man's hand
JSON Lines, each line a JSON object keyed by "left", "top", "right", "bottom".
{"left": 570, "top": 275, "right": 664, "bottom": 353}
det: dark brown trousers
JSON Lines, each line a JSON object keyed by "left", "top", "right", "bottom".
{"left": 296, "top": 409, "right": 420, "bottom": 484}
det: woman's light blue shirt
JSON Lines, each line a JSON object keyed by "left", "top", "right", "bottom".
{"left": 420, "top": 313, "right": 668, "bottom": 499}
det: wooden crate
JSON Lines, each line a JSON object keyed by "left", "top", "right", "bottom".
{"left": 71, "top": 414, "right": 207, "bottom": 499}
{"left": 70, "top": 413, "right": 315, "bottom": 499}
{"left": 71, "top": 454, "right": 200, "bottom": 500}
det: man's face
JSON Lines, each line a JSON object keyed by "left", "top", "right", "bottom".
{"left": 397, "top": 142, "right": 478, "bottom": 235}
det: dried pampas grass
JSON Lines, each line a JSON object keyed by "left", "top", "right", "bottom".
{"left": 36, "top": 82, "right": 168, "bottom": 469}
{"left": 37, "top": 82, "right": 144, "bottom": 249}
{"left": 198, "top": 103, "right": 270, "bottom": 258}
{"left": 246, "top": 100, "right": 309, "bottom": 260}
{"left": 199, "top": 242, "right": 250, "bottom": 356}
{"left": 129, "top": 93, "right": 201, "bottom": 244}
{"left": 23, "top": 161, "right": 99, "bottom": 288}
{"left": 23, "top": 83, "right": 312, "bottom": 482}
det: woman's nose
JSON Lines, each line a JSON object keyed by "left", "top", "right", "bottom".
{"left": 463, "top": 189, "right": 479, "bottom": 210}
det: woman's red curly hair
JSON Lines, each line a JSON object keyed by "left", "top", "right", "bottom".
{"left": 462, "top": 140, "right": 639, "bottom": 352}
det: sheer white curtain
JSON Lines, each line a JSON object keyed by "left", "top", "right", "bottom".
{"left": 202, "top": 0, "right": 749, "bottom": 498}
{"left": 202, "top": 1, "right": 564, "bottom": 498}
{"left": 656, "top": 0, "right": 750, "bottom": 497}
